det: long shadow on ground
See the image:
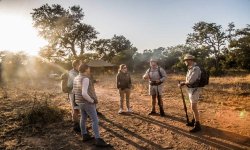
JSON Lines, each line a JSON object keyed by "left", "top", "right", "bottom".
{"left": 131, "top": 113, "right": 250, "bottom": 150}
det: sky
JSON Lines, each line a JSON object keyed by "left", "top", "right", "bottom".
{"left": 0, "top": 0, "right": 249, "bottom": 55}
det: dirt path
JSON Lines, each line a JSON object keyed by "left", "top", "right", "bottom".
{"left": 94, "top": 85, "right": 250, "bottom": 150}
{"left": 1, "top": 76, "right": 250, "bottom": 150}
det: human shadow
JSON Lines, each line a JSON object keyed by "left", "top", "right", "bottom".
{"left": 131, "top": 113, "right": 250, "bottom": 150}
{"left": 99, "top": 115, "right": 166, "bottom": 150}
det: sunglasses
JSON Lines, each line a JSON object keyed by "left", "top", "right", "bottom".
{"left": 122, "top": 67, "right": 127, "bottom": 69}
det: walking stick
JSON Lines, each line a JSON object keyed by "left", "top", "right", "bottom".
{"left": 178, "top": 81, "right": 190, "bottom": 124}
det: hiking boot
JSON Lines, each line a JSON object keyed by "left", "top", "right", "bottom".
{"left": 160, "top": 108, "right": 165, "bottom": 117}
{"left": 73, "top": 122, "right": 81, "bottom": 133}
{"left": 160, "top": 111, "right": 166, "bottom": 117}
{"left": 148, "top": 111, "right": 157, "bottom": 115}
{"left": 95, "top": 138, "right": 111, "bottom": 147}
{"left": 186, "top": 119, "right": 195, "bottom": 127}
{"left": 118, "top": 109, "right": 123, "bottom": 114}
{"left": 82, "top": 134, "right": 94, "bottom": 142}
{"left": 127, "top": 108, "right": 133, "bottom": 113}
{"left": 189, "top": 121, "right": 201, "bottom": 133}
{"left": 97, "top": 110, "right": 103, "bottom": 116}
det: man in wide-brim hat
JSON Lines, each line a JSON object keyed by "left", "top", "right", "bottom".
{"left": 143, "top": 58, "right": 167, "bottom": 117}
{"left": 178, "top": 54, "right": 202, "bottom": 133}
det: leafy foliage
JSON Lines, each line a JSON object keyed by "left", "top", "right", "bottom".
{"left": 31, "top": 4, "right": 98, "bottom": 60}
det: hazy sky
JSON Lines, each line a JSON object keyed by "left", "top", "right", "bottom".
{"left": 0, "top": 0, "right": 249, "bottom": 55}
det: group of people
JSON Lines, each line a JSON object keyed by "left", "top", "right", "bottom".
{"left": 65, "top": 54, "right": 203, "bottom": 147}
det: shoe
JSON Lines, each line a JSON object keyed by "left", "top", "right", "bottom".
{"left": 148, "top": 111, "right": 156, "bottom": 115}
{"left": 160, "top": 108, "right": 165, "bottom": 117}
{"left": 97, "top": 110, "right": 103, "bottom": 116}
{"left": 73, "top": 123, "right": 81, "bottom": 133}
{"left": 160, "top": 111, "right": 166, "bottom": 117}
{"left": 82, "top": 134, "right": 94, "bottom": 142}
{"left": 118, "top": 109, "right": 123, "bottom": 114}
{"left": 186, "top": 119, "right": 195, "bottom": 127}
{"left": 189, "top": 121, "right": 201, "bottom": 133}
{"left": 127, "top": 109, "right": 133, "bottom": 113}
{"left": 95, "top": 138, "right": 111, "bottom": 147}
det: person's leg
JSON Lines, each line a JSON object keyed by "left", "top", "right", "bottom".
{"left": 157, "top": 85, "right": 165, "bottom": 116}
{"left": 69, "top": 93, "right": 80, "bottom": 132}
{"left": 78, "top": 104, "right": 88, "bottom": 135}
{"left": 157, "top": 95, "right": 165, "bottom": 116}
{"left": 84, "top": 104, "right": 100, "bottom": 139}
{"left": 188, "top": 88, "right": 201, "bottom": 132}
{"left": 119, "top": 89, "right": 125, "bottom": 113}
{"left": 125, "top": 89, "right": 131, "bottom": 111}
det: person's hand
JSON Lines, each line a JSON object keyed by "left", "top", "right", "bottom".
{"left": 178, "top": 82, "right": 185, "bottom": 87}
{"left": 155, "top": 80, "right": 161, "bottom": 83}
{"left": 143, "top": 74, "right": 149, "bottom": 80}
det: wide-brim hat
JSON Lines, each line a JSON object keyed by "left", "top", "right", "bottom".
{"left": 183, "top": 54, "right": 195, "bottom": 61}
{"left": 150, "top": 58, "right": 158, "bottom": 62}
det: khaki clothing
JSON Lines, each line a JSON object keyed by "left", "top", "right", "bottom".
{"left": 119, "top": 88, "right": 131, "bottom": 109}
{"left": 143, "top": 67, "right": 166, "bottom": 95}
{"left": 116, "top": 72, "right": 132, "bottom": 110}
{"left": 187, "top": 88, "right": 201, "bottom": 103}
{"left": 186, "top": 63, "right": 201, "bottom": 104}
{"left": 186, "top": 63, "right": 201, "bottom": 86}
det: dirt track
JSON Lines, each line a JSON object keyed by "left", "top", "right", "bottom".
{"left": 1, "top": 74, "right": 250, "bottom": 150}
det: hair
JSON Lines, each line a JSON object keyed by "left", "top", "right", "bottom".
{"left": 72, "top": 60, "right": 81, "bottom": 68}
{"left": 118, "top": 64, "right": 126, "bottom": 73}
{"left": 78, "top": 63, "right": 89, "bottom": 73}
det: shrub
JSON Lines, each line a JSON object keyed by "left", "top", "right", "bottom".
{"left": 20, "top": 101, "right": 65, "bottom": 125}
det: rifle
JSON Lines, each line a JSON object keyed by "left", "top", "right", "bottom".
{"left": 178, "top": 81, "right": 190, "bottom": 124}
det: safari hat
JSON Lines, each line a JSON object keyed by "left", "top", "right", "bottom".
{"left": 183, "top": 54, "right": 195, "bottom": 61}
{"left": 150, "top": 58, "right": 158, "bottom": 62}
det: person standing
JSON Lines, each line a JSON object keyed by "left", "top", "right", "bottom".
{"left": 116, "top": 64, "right": 132, "bottom": 114}
{"left": 143, "top": 58, "right": 167, "bottom": 117}
{"left": 73, "top": 63, "right": 110, "bottom": 147}
{"left": 178, "top": 54, "right": 202, "bottom": 133}
{"left": 67, "top": 60, "right": 81, "bottom": 133}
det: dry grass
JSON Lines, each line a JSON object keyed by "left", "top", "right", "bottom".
{"left": 0, "top": 73, "right": 249, "bottom": 149}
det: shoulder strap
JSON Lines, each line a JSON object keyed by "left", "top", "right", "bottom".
{"left": 158, "top": 67, "right": 163, "bottom": 78}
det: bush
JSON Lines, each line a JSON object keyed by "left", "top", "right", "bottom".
{"left": 20, "top": 102, "right": 65, "bottom": 125}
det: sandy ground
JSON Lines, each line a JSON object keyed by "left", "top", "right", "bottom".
{"left": 0, "top": 74, "right": 249, "bottom": 150}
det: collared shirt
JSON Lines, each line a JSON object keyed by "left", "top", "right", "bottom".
{"left": 186, "top": 63, "right": 201, "bottom": 86}
{"left": 144, "top": 66, "right": 166, "bottom": 82}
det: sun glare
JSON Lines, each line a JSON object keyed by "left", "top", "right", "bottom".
{"left": 0, "top": 14, "right": 47, "bottom": 55}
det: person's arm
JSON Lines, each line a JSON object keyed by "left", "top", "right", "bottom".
{"left": 116, "top": 73, "right": 120, "bottom": 89}
{"left": 81, "top": 78, "right": 94, "bottom": 103}
{"left": 159, "top": 68, "right": 167, "bottom": 82}
{"left": 129, "top": 73, "right": 132, "bottom": 88}
{"left": 143, "top": 69, "right": 150, "bottom": 80}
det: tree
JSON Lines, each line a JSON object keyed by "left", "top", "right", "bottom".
{"left": 230, "top": 25, "right": 250, "bottom": 70}
{"left": 90, "top": 35, "right": 135, "bottom": 62}
{"left": 31, "top": 4, "right": 98, "bottom": 60}
{"left": 112, "top": 48, "right": 137, "bottom": 71}
{"left": 186, "top": 21, "right": 227, "bottom": 73}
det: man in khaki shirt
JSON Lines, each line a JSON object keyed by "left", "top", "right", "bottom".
{"left": 178, "top": 54, "right": 202, "bottom": 133}
{"left": 143, "top": 58, "right": 167, "bottom": 116}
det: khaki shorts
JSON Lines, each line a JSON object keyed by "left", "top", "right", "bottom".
{"left": 149, "top": 84, "right": 163, "bottom": 95}
{"left": 187, "top": 88, "right": 201, "bottom": 104}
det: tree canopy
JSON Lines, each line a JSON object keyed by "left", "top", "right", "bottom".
{"left": 31, "top": 4, "right": 98, "bottom": 60}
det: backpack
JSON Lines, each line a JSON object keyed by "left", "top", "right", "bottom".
{"left": 190, "top": 65, "right": 209, "bottom": 87}
{"left": 61, "top": 72, "right": 72, "bottom": 93}
{"left": 198, "top": 66, "right": 209, "bottom": 87}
